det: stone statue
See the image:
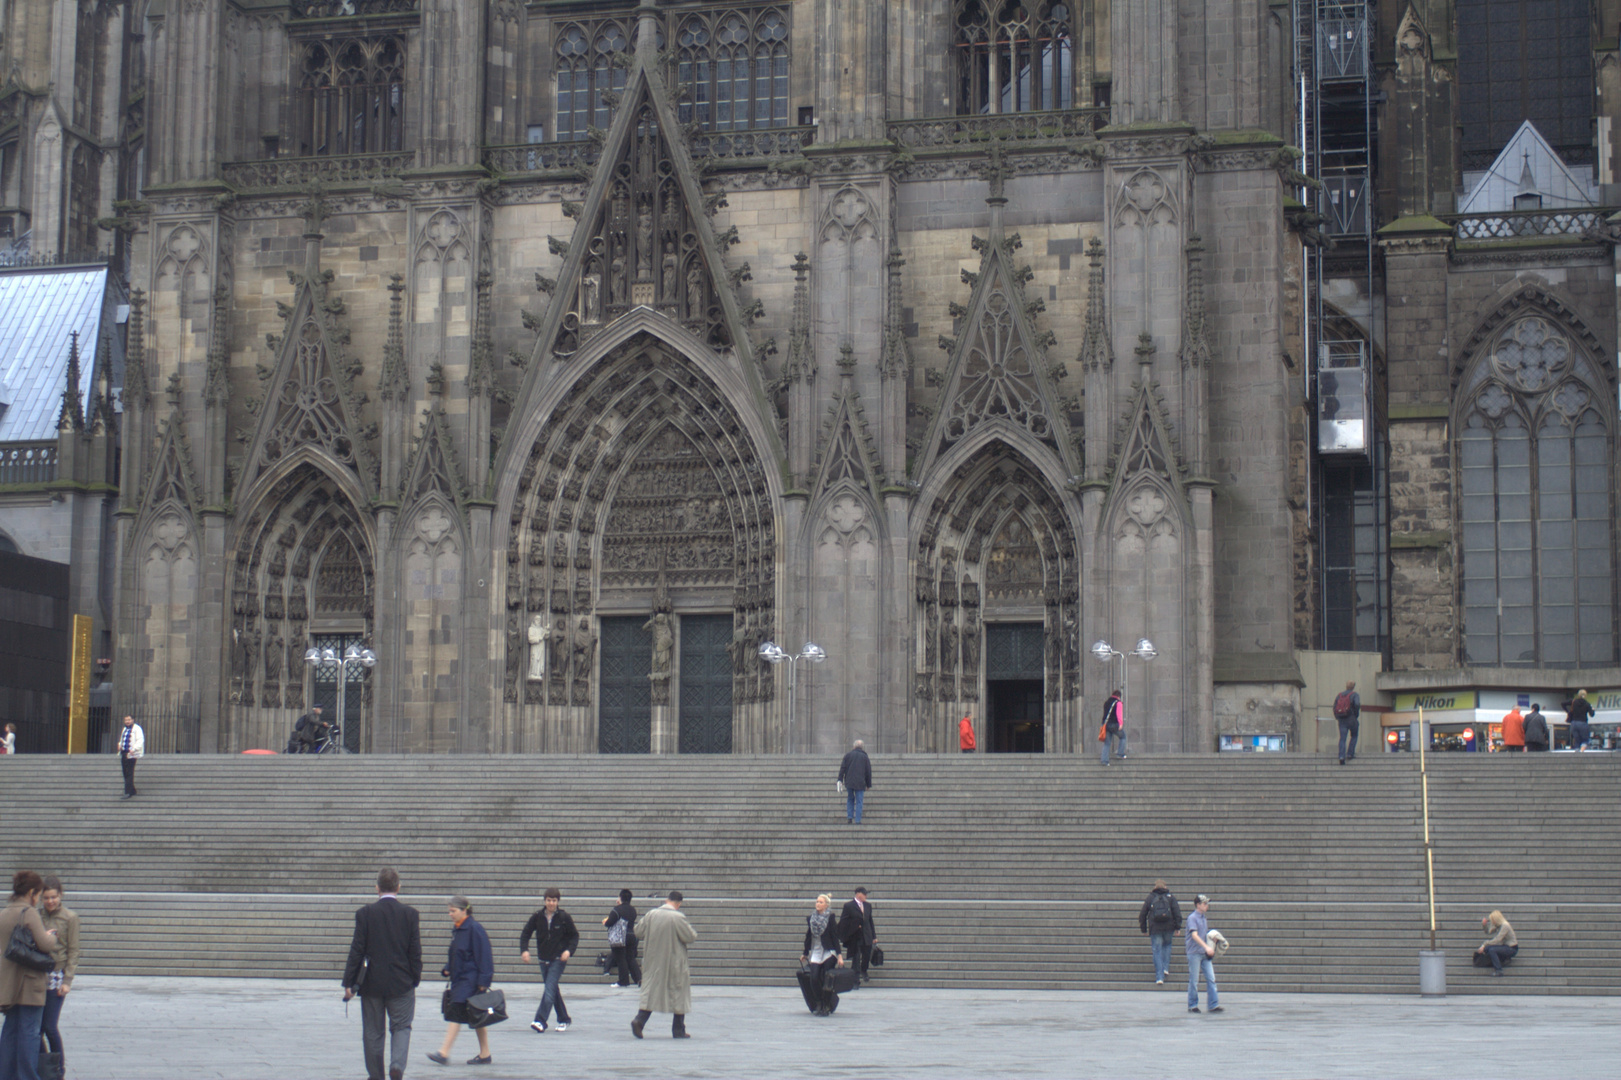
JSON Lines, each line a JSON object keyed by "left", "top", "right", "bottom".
{"left": 549, "top": 617, "right": 569, "bottom": 682}
{"left": 261, "top": 628, "right": 284, "bottom": 708}
{"left": 662, "top": 242, "right": 679, "bottom": 301}
{"left": 644, "top": 611, "right": 674, "bottom": 677}
{"left": 526, "top": 614, "right": 548, "bottom": 681}
{"left": 636, "top": 202, "right": 653, "bottom": 277}
{"left": 582, "top": 264, "right": 601, "bottom": 324}
{"left": 572, "top": 617, "right": 596, "bottom": 705}
{"left": 610, "top": 253, "right": 626, "bottom": 306}
{"left": 942, "top": 619, "right": 959, "bottom": 678}
{"left": 686, "top": 263, "right": 704, "bottom": 319}
{"left": 962, "top": 609, "right": 981, "bottom": 677}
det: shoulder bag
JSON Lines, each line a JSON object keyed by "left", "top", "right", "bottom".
{"left": 5, "top": 922, "right": 55, "bottom": 972}
{"left": 465, "top": 988, "right": 508, "bottom": 1028}
{"left": 607, "top": 917, "right": 628, "bottom": 947}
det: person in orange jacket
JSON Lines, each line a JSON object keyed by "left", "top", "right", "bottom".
{"left": 1500, "top": 706, "right": 1525, "bottom": 752}
{"left": 959, "top": 715, "right": 976, "bottom": 754}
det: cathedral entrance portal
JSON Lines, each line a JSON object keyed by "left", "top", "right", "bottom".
{"left": 678, "top": 614, "right": 733, "bottom": 753}
{"left": 985, "top": 623, "right": 1045, "bottom": 752}
{"left": 599, "top": 616, "right": 653, "bottom": 753}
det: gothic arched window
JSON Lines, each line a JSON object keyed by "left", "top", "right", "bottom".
{"left": 675, "top": 6, "right": 790, "bottom": 131}
{"left": 555, "top": 20, "right": 629, "bottom": 142}
{"left": 295, "top": 36, "right": 406, "bottom": 156}
{"left": 1457, "top": 315, "right": 1615, "bottom": 666}
{"left": 954, "top": 1, "right": 1076, "bottom": 115}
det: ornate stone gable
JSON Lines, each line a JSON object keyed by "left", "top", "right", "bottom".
{"left": 810, "top": 362, "right": 884, "bottom": 502}
{"left": 919, "top": 224, "right": 1075, "bottom": 479}
{"left": 239, "top": 226, "right": 379, "bottom": 502}
{"left": 135, "top": 401, "right": 205, "bottom": 533}
{"left": 400, "top": 405, "right": 468, "bottom": 522}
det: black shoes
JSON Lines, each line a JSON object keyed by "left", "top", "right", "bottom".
{"left": 1209, "top": 1006, "right": 1224, "bottom": 1013}
{"left": 631, "top": 1017, "right": 645, "bottom": 1039}
{"left": 673, "top": 1030, "right": 691, "bottom": 1038}
{"left": 466, "top": 1055, "right": 492, "bottom": 1065}
{"left": 426, "top": 1052, "right": 448, "bottom": 1066}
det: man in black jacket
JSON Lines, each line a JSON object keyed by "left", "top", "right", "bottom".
{"left": 343, "top": 867, "right": 423, "bottom": 1080}
{"left": 520, "top": 888, "right": 579, "bottom": 1032}
{"left": 1138, "top": 880, "right": 1182, "bottom": 985}
{"left": 838, "top": 739, "right": 873, "bottom": 824}
{"left": 839, "top": 888, "right": 878, "bottom": 983}
{"left": 1523, "top": 704, "right": 1551, "bottom": 751}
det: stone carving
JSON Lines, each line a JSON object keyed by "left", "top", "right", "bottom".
{"left": 261, "top": 626, "right": 284, "bottom": 708}
{"left": 1474, "top": 383, "right": 1513, "bottom": 420}
{"left": 526, "top": 614, "right": 548, "bottom": 681}
{"left": 1491, "top": 317, "right": 1571, "bottom": 393}
{"left": 644, "top": 611, "right": 674, "bottom": 676}
{"left": 1551, "top": 381, "right": 1591, "bottom": 418}
{"left": 1114, "top": 168, "right": 1178, "bottom": 228}
{"left": 572, "top": 618, "right": 596, "bottom": 706}
{"left": 962, "top": 606, "right": 982, "bottom": 701}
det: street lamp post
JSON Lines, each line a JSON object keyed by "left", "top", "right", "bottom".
{"left": 1090, "top": 637, "right": 1158, "bottom": 738}
{"left": 757, "top": 640, "right": 826, "bottom": 753}
{"left": 302, "top": 642, "right": 377, "bottom": 753}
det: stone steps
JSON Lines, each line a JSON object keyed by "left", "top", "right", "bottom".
{"left": 1, "top": 754, "right": 1615, "bottom": 995}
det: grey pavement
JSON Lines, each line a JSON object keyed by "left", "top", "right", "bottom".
{"left": 56, "top": 977, "right": 1619, "bottom": 1079}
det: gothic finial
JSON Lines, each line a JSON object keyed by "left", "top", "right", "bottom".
{"left": 165, "top": 370, "right": 184, "bottom": 411}
{"left": 882, "top": 237, "right": 908, "bottom": 379}
{"left": 1077, "top": 238, "right": 1113, "bottom": 372}
{"left": 380, "top": 273, "right": 408, "bottom": 400}
{"left": 786, "top": 253, "right": 811, "bottom": 383}
{"left": 58, "top": 331, "right": 84, "bottom": 433}
{"left": 982, "top": 139, "right": 1010, "bottom": 241}
{"left": 837, "top": 342, "right": 857, "bottom": 374}
{"left": 1179, "top": 235, "right": 1214, "bottom": 370}
{"left": 468, "top": 270, "right": 495, "bottom": 396}
{"left": 204, "top": 282, "right": 232, "bottom": 406}
{"left": 89, "top": 342, "right": 110, "bottom": 436}
{"left": 1134, "top": 332, "right": 1156, "bottom": 376}
{"left": 299, "top": 183, "right": 329, "bottom": 236}
{"left": 125, "top": 289, "right": 150, "bottom": 408}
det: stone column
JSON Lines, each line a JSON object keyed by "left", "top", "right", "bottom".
{"left": 416, "top": 0, "right": 486, "bottom": 170}
{"left": 814, "top": 0, "right": 887, "bottom": 142}
{"left": 1109, "top": 0, "right": 1177, "bottom": 126}
{"left": 147, "top": 0, "right": 223, "bottom": 185}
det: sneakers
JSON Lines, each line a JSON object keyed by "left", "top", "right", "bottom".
{"left": 530, "top": 1021, "right": 546, "bottom": 1033}
{"left": 1188, "top": 1007, "right": 1200, "bottom": 1013}
{"left": 1209, "top": 1006, "right": 1224, "bottom": 1013}
{"left": 608, "top": 983, "right": 626, "bottom": 989}
{"left": 1155, "top": 978, "right": 1164, "bottom": 985}
{"left": 555, "top": 1022, "right": 570, "bottom": 1032}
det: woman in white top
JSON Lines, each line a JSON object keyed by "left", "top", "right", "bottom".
{"left": 1, "top": 723, "right": 15, "bottom": 754}
{"left": 798, "top": 894, "right": 845, "bottom": 1016}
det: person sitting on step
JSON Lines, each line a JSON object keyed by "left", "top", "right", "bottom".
{"left": 1474, "top": 910, "right": 1518, "bottom": 976}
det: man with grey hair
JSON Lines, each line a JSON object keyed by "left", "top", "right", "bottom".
{"left": 838, "top": 739, "right": 872, "bottom": 824}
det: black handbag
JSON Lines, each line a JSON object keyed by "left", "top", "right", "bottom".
{"left": 465, "top": 989, "right": 508, "bottom": 1029}
{"left": 870, "top": 945, "right": 885, "bottom": 968}
{"left": 4, "top": 923, "right": 54, "bottom": 972}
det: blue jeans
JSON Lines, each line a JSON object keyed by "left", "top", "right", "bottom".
{"left": 1101, "top": 729, "right": 1126, "bottom": 764}
{"left": 0, "top": 1002, "right": 44, "bottom": 1080}
{"left": 533, "top": 959, "right": 570, "bottom": 1025}
{"left": 1338, "top": 717, "right": 1359, "bottom": 760}
{"left": 40, "top": 988, "right": 65, "bottom": 1053}
{"left": 1187, "top": 953, "right": 1218, "bottom": 1010}
{"left": 1150, "top": 932, "right": 1174, "bottom": 981}
{"left": 846, "top": 788, "right": 865, "bottom": 822}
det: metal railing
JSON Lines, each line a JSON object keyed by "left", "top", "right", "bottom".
{"left": 0, "top": 442, "right": 59, "bottom": 484}
{"left": 1447, "top": 207, "right": 1615, "bottom": 241}
{"left": 106, "top": 695, "right": 202, "bottom": 754}
{"left": 221, "top": 150, "right": 417, "bottom": 190}
{"left": 888, "top": 107, "right": 1108, "bottom": 149}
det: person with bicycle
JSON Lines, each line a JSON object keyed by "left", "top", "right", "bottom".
{"left": 286, "top": 705, "right": 331, "bottom": 754}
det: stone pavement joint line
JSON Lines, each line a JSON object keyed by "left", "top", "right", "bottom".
{"left": 54, "top": 977, "right": 1620, "bottom": 1080}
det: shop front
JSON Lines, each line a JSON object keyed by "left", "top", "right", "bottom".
{"left": 1382, "top": 689, "right": 1621, "bottom": 752}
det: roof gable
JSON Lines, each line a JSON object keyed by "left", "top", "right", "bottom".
{"left": 1459, "top": 121, "right": 1596, "bottom": 213}
{"left": 0, "top": 266, "right": 109, "bottom": 442}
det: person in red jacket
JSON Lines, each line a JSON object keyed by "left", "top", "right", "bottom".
{"left": 1500, "top": 706, "right": 1525, "bottom": 752}
{"left": 959, "top": 716, "right": 976, "bottom": 753}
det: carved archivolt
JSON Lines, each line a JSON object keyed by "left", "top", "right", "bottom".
{"left": 503, "top": 341, "right": 776, "bottom": 709}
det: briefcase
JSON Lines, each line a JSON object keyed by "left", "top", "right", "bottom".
{"left": 826, "top": 966, "right": 861, "bottom": 994}
{"left": 870, "top": 945, "right": 885, "bottom": 968}
{"left": 465, "top": 989, "right": 508, "bottom": 1028}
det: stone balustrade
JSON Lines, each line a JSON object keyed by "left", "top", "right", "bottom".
{"left": 888, "top": 107, "right": 1107, "bottom": 148}
{"left": 0, "top": 442, "right": 59, "bottom": 485}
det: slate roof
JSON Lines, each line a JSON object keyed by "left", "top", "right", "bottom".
{"left": 1459, "top": 120, "right": 1597, "bottom": 214}
{"left": 0, "top": 264, "right": 109, "bottom": 443}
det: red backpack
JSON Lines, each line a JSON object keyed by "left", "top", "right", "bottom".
{"left": 1333, "top": 691, "right": 1355, "bottom": 720}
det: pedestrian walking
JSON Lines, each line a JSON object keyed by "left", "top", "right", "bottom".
{"left": 631, "top": 892, "right": 696, "bottom": 1039}
{"left": 427, "top": 896, "right": 493, "bottom": 1067}
{"left": 35, "top": 877, "right": 78, "bottom": 1080}
{"left": 603, "top": 889, "right": 641, "bottom": 989}
{"left": 1333, "top": 680, "right": 1361, "bottom": 764}
{"left": 1185, "top": 894, "right": 1221, "bottom": 1013}
{"left": 1523, "top": 704, "right": 1550, "bottom": 752}
{"left": 1099, "top": 690, "right": 1126, "bottom": 765}
{"left": 838, "top": 888, "right": 877, "bottom": 984}
{"left": 342, "top": 868, "right": 422, "bottom": 1080}
{"left": 116, "top": 715, "right": 143, "bottom": 799}
{"left": 1, "top": 723, "right": 14, "bottom": 755}
{"left": 1499, "top": 705, "right": 1525, "bottom": 752}
{"left": 798, "top": 894, "right": 846, "bottom": 1017}
{"left": 0, "top": 870, "right": 58, "bottom": 1080}
{"left": 959, "top": 715, "right": 976, "bottom": 753}
{"left": 520, "top": 888, "right": 577, "bottom": 1033}
{"left": 1474, "top": 910, "right": 1518, "bottom": 976}
{"left": 838, "top": 740, "right": 872, "bottom": 824}
{"left": 1566, "top": 690, "right": 1594, "bottom": 751}
{"left": 1138, "top": 879, "right": 1182, "bottom": 985}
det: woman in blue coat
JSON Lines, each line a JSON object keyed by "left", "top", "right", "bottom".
{"left": 428, "top": 895, "right": 495, "bottom": 1067}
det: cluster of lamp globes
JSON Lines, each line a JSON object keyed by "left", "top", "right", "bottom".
{"left": 757, "top": 641, "right": 826, "bottom": 665}
{"left": 302, "top": 643, "right": 379, "bottom": 669}
{"left": 1092, "top": 639, "right": 1158, "bottom": 663}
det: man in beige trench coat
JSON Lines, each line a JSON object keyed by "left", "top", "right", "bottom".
{"left": 631, "top": 891, "right": 697, "bottom": 1039}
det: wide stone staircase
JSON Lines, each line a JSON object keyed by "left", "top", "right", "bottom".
{"left": 1, "top": 753, "right": 1615, "bottom": 995}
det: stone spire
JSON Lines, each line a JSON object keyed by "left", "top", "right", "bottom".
{"left": 124, "top": 289, "right": 150, "bottom": 409}
{"left": 380, "top": 274, "right": 408, "bottom": 401}
{"left": 204, "top": 282, "right": 232, "bottom": 407}
{"left": 58, "top": 331, "right": 84, "bottom": 433}
{"left": 1079, "top": 238, "right": 1114, "bottom": 482}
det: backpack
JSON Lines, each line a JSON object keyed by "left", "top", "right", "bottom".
{"left": 1333, "top": 691, "right": 1354, "bottom": 720}
{"left": 1148, "top": 892, "right": 1174, "bottom": 927}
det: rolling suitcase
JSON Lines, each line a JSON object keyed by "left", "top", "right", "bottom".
{"left": 795, "top": 966, "right": 821, "bottom": 1012}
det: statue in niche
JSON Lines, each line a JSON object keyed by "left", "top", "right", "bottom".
{"left": 612, "top": 183, "right": 629, "bottom": 223}
{"left": 962, "top": 609, "right": 981, "bottom": 679}
{"left": 644, "top": 611, "right": 674, "bottom": 678}
{"left": 526, "top": 614, "right": 548, "bottom": 681}
{"left": 571, "top": 618, "right": 596, "bottom": 704}
{"left": 942, "top": 619, "right": 959, "bottom": 678}
{"left": 661, "top": 242, "right": 679, "bottom": 302}
{"left": 261, "top": 627, "right": 284, "bottom": 708}
{"left": 610, "top": 252, "right": 627, "bottom": 306}
{"left": 581, "top": 263, "right": 601, "bottom": 324}
{"left": 549, "top": 617, "right": 569, "bottom": 685}
{"left": 686, "top": 264, "right": 704, "bottom": 320}
{"left": 636, "top": 202, "right": 654, "bottom": 277}
{"left": 235, "top": 625, "right": 260, "bottom": 703}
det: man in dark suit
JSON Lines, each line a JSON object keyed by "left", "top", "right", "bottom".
{"left": 839, "top": 887, "right": 877, "bottom": 984}
{"left": 343, "top": 867, "right": 423, "bottom": 1080}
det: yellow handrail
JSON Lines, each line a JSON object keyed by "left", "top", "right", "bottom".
{"left": 1419, "top": 705, "right": 1438, "bottom": 949}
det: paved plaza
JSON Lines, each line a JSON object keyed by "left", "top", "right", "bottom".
{"left": 54, "top": 976, "right": 1618, "bottom": 1079}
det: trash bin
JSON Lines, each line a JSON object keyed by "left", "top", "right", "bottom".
{"left": 1419, "top": 949, "right": 1446, "bottom": 997}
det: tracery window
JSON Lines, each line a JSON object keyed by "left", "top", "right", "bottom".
{"left": 555, "top": 19, "right": 630, "bottom": 143}
{"left": 674, "top": 7, "right": 789, "bottom": 130}
{"left": 954, "top": 1, "right": 1076, "bottom": 114}
{"left": 1457, "top": 316, "right": 1615, "bottom": 667}
{"left": 294, "top": 37, "right": 406, "bottom": 157}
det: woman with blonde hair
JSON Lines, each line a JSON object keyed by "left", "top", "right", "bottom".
{"left": 797, "top": 894, "right": 846, "bottom": 1017}
{"left": 1567, "top": 690, "right": 1594, "bottom": 751}
{"left": 1475, "top": 910, "right": 1518, "bottom": 976}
